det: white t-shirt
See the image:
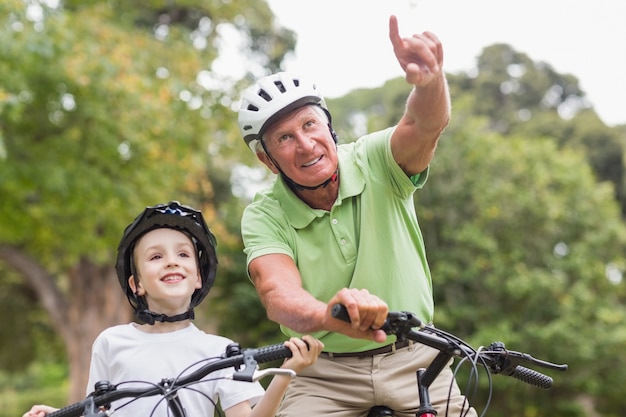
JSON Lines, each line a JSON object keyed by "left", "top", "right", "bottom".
{"left": 86, "top": 323, "right": 265, "bottom": 416}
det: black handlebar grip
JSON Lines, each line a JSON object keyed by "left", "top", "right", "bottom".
{"left": 511, "top": 365, "right": 553, "bottom": 389}
{"left": 46, "top": 401, "right": 87, "bottom": 417}
{"left": 331, "top": 303, "right": 351, "bottom": 322}
{"left": 249, "top": 342, "right": 293, "bottom": 364}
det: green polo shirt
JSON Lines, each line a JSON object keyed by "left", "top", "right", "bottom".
{"left": 242, "top": 127, "right": 434, "bottom": 353}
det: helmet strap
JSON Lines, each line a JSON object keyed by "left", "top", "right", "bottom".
{"left": 136, "top": 307, "right": 195, "bottom": 325}
{"left": 283, "top": 169, "right": 338, "bottom": 191}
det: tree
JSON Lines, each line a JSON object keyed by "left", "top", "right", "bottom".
{"left": 448, "top": 44, "right": 626, "bottom": 217}
{"left": 0, "top": 0, "right": 294, "bottom": 403}
{"left": 417, "top": 117, "right": 626, "bottom": 415}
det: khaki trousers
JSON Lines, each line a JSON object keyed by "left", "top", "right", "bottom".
{"left": 277, "top": 342, "right": 477, "bottom": 417}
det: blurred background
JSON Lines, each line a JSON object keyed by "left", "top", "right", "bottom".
{"left": 1, "top": 1, "right": 625, "bottom": 416}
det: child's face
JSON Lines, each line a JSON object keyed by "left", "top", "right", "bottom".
{"left": 129, "top": 228, "right": 202, "bottom": 316}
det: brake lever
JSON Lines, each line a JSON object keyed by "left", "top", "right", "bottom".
{"left": 504, "top": 350, "right": 569, "bottom": 371}
{"left": 486, "top": 342, "right": 568, "bottom": 374}
{"left": 82, "top": 396, "right": 108, "bottom": 417}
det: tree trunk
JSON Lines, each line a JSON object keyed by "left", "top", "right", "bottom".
{"left": 65, "top": 257, "right": 132, "bottom": 401}
{"left": 0, "top": 246, "right": 132, "bottom": 402}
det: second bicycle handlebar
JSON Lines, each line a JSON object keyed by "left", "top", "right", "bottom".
{"left": 331, "top": 304, "right": 568, "bottom": 389}
{"left": 47, "top": 342, "right": 294, "bottom": 417}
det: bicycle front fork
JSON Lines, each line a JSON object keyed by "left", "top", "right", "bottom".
{"left": 366, "top": 368, "right": 437, "bottom": 417}
{"left": 416, "top": 368, "right": 437, "bottom": 417}
{"left": 368, "top": 355, "right": 446, "bottom": 417}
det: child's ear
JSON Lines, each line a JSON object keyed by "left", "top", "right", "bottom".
{"left": 128, "top": 275, "right": 145, "bottom": 296}
{"left": 194, "top": 272, "right": 202, "bottom": 290}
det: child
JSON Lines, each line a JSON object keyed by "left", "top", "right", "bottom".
{"left": 24, "top": 201, "right": 323, "bottom": 417}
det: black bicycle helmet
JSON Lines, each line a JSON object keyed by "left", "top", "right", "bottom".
{"left": 115, "top": 201, "right": 217, "bottom": 324}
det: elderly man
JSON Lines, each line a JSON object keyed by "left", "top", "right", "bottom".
{"left": 237, "top": 15, "right": 475, "bottom": 417}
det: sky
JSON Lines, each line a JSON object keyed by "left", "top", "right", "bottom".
{"left": 266, "top": 0, "right": 626, "bottom": 127}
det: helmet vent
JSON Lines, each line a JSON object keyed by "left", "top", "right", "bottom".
{"left": 237, "top": 72, "right": 326, "bottom": 147}
{"left": 258, "top": 88, "right": 271, "bottom": 102}
{"left": 274, "top": 80, "right": 286, "bottom": 93}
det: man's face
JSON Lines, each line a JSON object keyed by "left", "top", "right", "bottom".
{"left": 259, "top": 105, "right": 338, "bottom": 188}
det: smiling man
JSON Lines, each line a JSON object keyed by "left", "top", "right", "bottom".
{"left": 236, "top": 15, "right": 476, "bottom": 417}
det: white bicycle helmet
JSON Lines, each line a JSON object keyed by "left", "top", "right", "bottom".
{"left": 238, "top": 72, "right": 329, "bottom": 151}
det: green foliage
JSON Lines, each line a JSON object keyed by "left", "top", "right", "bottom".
{"left": 0, "top": 0, "right": 290, "bottom": 412}
{"left": 418, "top": 119, "right": 626, "bottom": 415}
{"left": 1, "top": 3, "right": 210, "bottom": 265}
{"left": 0, "top": 267, "right": 64, "bottom": 371}
{"left": 328, "top": 77, "right": 410, "bottom": 144}
{"left": 196, "top": 224, "right": 282, "bottom": 346}
{"left": 0, "top": 0, "right": 296, "bottom": 264}
{"left": 460, "top": 43, "right": 588, "bottom": 130}
{"left": 0, "top": 362, "right": 68, "bottom": 417}
{"left": 447, "top": 43, "right": 626, "bottom": 216}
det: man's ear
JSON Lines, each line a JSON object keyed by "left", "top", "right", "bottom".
{"left": 257, "top": 151, "right": 280, "bottom": 175}
{"left": 128, "top": 275, "right": 145, "bottom": 296}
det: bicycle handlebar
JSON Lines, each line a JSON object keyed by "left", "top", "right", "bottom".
{"left": 47, "top": 342, "right": 294, "bottom": 417}
{"left": 331, "top": 304, "right": 568, "bottom": 390}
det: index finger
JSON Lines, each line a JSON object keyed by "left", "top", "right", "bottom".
{"left": 388, "top": 15, "right": 402, "bottom": 50}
